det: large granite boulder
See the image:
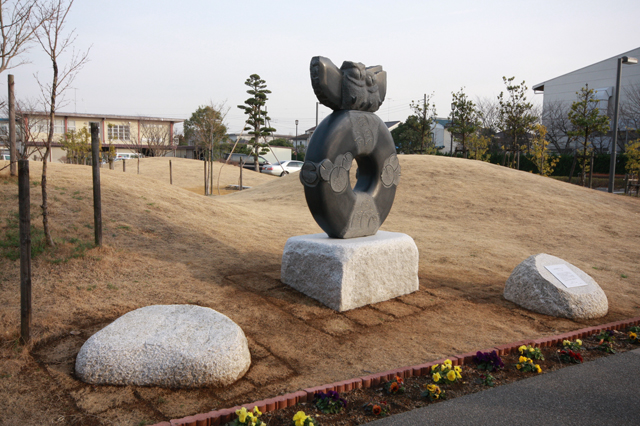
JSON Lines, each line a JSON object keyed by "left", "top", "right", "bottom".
{"left": 75, "top": 305, "right": 251, "bottom": 388}
{"left": 504, "top": 254, "right": 608, "bottom": 319}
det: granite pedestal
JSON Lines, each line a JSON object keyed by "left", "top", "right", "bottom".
{"left": 281, "top": 231, "right": 419, "bottom": 311}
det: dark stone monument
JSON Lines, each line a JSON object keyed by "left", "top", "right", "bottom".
{"left": 300, "top": 57, "right": 401, "bottom": 238}
{"left": 281, "top": 57, "right": 418, "bottom": 311}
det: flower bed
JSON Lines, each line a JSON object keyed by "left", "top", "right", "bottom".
{"left": 163, "top": 320, "right": 640, "bottom": 426}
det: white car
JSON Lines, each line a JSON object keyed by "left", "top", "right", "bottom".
{"left": 262, "top": 160, "right": 304, "bottom": 176}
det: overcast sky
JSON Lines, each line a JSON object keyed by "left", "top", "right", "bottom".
{"left": 4, "top": 0, "right": 640, "bottom": 135}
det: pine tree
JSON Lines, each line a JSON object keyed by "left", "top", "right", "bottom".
{"left": 237, "top": 74, "right": 276, "bottom": 171}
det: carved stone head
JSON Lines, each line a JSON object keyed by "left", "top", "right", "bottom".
{"left": 310, "top": 56, "right": 387, "bottom": 113}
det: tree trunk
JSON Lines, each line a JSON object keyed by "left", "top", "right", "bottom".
{"left": 42, "top": 60, "right": 58, "bottom": 248}
{"left": 568, "top": 150, "right": 577, "bottom": 184}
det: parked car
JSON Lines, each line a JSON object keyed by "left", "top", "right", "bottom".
{"left": 115, "top": 152, "right": 143, "bottom": 161}
{"left": 262, "top": 160, "right": 304, "bottom": 176}
{"left": 1, "top": 154, "right": 10, "bottom": 161}
{"left": 222, "top": 153, "right": 270, "bottom": 171}
{"left": 222, "top": 153, "right": 248, "bottom": 165}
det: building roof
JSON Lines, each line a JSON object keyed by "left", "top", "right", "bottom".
{"left": 533, "top": 47, "right": 640, "bottom": 93}
{"left": 21, "top": 111, "right": 184, "bottom": 122}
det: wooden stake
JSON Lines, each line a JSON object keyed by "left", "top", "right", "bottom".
{"left": 8, "top": 75, "right": 17, "bottom": 176}
{"left": 91, "top": 124, "right": 102, "bottom": 247}
{"left": 170, "top": 160, "right": 173, "bottom": 185}
{"left": 123, "top": 159, "right": 126, "bottom": 172}
{"left": 18, "top": 159, "right": 31, "bottom": 343}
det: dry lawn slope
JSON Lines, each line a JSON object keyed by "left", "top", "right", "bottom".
{"left": 0, "top": 155, "right": 638, "bottom": 425}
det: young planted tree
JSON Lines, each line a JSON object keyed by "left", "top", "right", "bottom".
{"left": 529, "top": 123, "right": 558, "bottom": 176}
{"left": 237, "top": 74, "right": 275, "bottom": 172}
{"left": 410, "top": 93, "right": 437, "bottom": 154}
{"left": 184, "top": 103, "right": 228, "bottom": 195}
{"left": 391, "top": 115, "right": 421, "bottom": 154}
{"left": 568, "top": 85, "right": 610, "bottom": 186}
{"left": 466, "top": 133, "right": 490, "bottom": 161}
{"left": 449, "top": 88, "right": 479, "bottom": 158}
{"left": 61, "top": 126, "right": 89, "bottom": 164}
{"left": 34, "top": 0, "right": 89, "bottom": 246}
{"left": 625, "top": 139, "right": 640, "bottom": 177}
{"left": 497, "top": 77, "right": 536, "bottom": 167}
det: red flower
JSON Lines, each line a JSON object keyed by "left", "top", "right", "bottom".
{"left": 372, "top": 405, "right": 381, "bottom": 415}
{"left": 390, "top": 382, "right": 399, "bottom": 392}
{"left": 396, "top": 376, "right": 404, "bottom": 384}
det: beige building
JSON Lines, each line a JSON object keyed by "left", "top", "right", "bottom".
{"left": 17, "top": 112, "right": 184, "bottom": 163}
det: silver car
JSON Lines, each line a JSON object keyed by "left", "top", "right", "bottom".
{"left": 262, "top": 160, "right": 304, "bottom": 176}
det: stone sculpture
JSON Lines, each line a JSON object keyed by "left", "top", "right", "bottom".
{"left": 301, "top": 57, "right": 400, "bottom": 238}
{"left": 282, "top": 57, "right": 418, "bottom": 312}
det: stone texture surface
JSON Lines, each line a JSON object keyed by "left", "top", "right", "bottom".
{"left": 75, "top": 305, "right": 251, "bottom": 388}
{"left": 281, "top": 231, "right": 419, "bottom": 311}
{"left": 504, "top": 253, "right": 608, "bottom": 319}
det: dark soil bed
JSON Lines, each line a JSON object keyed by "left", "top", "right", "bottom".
{"left": 254, "top": 329, "right": 638, "bottom": 426}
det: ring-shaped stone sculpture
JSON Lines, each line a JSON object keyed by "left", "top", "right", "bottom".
{"left": 300, "top": 110, "right": 400, "bottom": 238}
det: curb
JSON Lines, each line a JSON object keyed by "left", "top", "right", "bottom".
{"left": 154, "top": 315, "right": 640, "bottom": 426}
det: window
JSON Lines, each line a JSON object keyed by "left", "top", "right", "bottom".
{"left": 108, "top": 124, "right": 130, "bottom": 141}
{"left": 54, "top": 119, "right": 64, "bottom": 134}
{"left": 67, "top": 120, "right": 76, "bottom": 132}
{"left": 0, "top": 123, "right": 8, "bottom": 136}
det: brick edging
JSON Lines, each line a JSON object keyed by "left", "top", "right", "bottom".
{"left": 156, "top": 315, "right": 640, "bottom": 426}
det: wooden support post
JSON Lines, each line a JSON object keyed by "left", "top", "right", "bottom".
{"left": 239, "top": 158, "right": 243, "bottom": 191}
{"left": 18, "top": 159, "right": 31, "bottom": 343}
{"left": 170, "top": 160, "right": 173, "bottom": 185}
{"left": 204, "top": 159, "right": 208, "bottom": 195}
{"left": 8, "top": 75, "right": 17, "bottom": 176}
{"left": 588, "top": 152, "right": 594, "bottom": 189}
{"left": 123, "top": 159, "right": 126, "bottom": 173}
{"left": 91, "top": 124, "right": 103, "bottom": 247}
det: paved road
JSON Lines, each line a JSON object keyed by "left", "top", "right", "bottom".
{"left": 368, "top": 348, "right": 640, "bottom": 425}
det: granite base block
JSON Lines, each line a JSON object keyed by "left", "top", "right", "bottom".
{"left": 280, "top": 231, "right": 419, "bottom": 311}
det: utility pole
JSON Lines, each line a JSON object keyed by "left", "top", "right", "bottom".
{"left": 295, "top": 119, "right": 299, "bottom": 161}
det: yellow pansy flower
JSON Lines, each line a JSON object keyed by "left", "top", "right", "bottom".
{"left": 253, "top": 406, "right": 262, "bottom": 416}
{"left": 518, "top": 345, "right": 527, "bottom": 353}
{"left": 444, "top": 359, "right": 452, "bottom": 366}
{"left": 293, "top": 411, "right": 308, "bottom": 426}
{"left": 454, "top": 366, "right": 462, "bottom": 373}
{"left": 562, "top": 340, "right": 570, "bottom": 346}
{"left": 432, "top": 364, "right": 439, "bottom": 371}
{"left": 432, "top": 372, "right": 441, "bottom": 382}
{"left": 519, "top": 356, "right": 527, "bottom": 363}
{"left": 427, "top": 384, "right": 437, "bottom": 392}
{"left": 629, "top": 332, "right": 637, "bottom": 339}
{"left": 236, "top": 407, "right": 248, "bottom": 423}
{"left": 576, "top": 339, "right": 582, "bottom": 345}
{"left": 446, "top": 370, "right": 456, "bottom": 381}
{"left": 535, "top": 364, "right": 542, "bottom": 373}
{"left": 456, "top": 371, "right": 462, "bottom": 379}
{"left": 516, "top": 364, "right": 522, "bottom": 370}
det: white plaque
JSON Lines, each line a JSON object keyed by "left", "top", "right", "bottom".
{"left": 544, "top": 264, "right": 588, "bottom": 288}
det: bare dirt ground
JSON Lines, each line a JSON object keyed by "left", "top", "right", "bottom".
{"left": 0, "top": 156, "right": 638, "bottom": 425}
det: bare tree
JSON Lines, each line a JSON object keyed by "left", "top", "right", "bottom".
{"left": 541, "top": 100, "right": 576, "bottom": 153}
{"left": 620, "top": 83, "right": 640, "bottom": 146}
{"left": 475, "top": 96, "right": 500, "bottom": 150}
{"left": 0, "top": 0, "right": 44, "bottom": 73}
{"left": 34, "top": 0, "right": 89, "bottom": 247}
{"left": 140, "top": 122, "right": 173, "bottom": 158}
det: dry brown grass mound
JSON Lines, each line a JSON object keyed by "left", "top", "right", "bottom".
{"left": 0, "top": 156, "right": 638, "bottom": 425}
